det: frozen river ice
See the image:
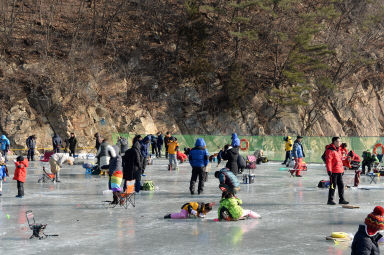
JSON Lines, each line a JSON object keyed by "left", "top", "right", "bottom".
{"left": 1, "top": 158, "right": 384, "bottom": 255}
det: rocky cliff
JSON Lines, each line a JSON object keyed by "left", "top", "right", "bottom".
{"left": 0, "top": 0, "right": 383, "bottom": 149}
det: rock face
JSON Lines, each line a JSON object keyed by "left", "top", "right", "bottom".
{"left": 0, "top": 0, "right": 383, "bottom": 149}
{"left": 1, "top": 75, "right": 383, "bottom": 151}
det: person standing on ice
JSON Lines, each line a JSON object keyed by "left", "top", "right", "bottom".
{"left": 13, "top": 156, "right": 29, "bottom": 198}
{"left": 292, "top": 136, "right": 305, "bottom": 177}
{"left": 164, "top": 132, "right": 171, "bottom": 159}
{"left": 97, "top": 139, "right": 116, "bottom": 175}
{"left": 156, "top": 132, "right": 164, "bottom": 158}
{"left": 140, "top": 135, "right": 151, "bottom": 174}
{"left": 0, "top": 156, "right": 9, "bottom": 196}
{"left": 188, "top": 138, "right": 209, "bottom": 195}
{"left": 122, "top": 135, "right": 143, "bottom": 193}
{"left": 94, "top": 133, "right": 102, "bottom": 151}
{"left": 325, "top": 137, "right": 349, "bottom": 205}
{"left": 26, "top": 135, "right": 36, "bottom": 161}
{"left": 0, "top": 135, "right": 10, "bottom": 162}
{"left": 222, "top": 133, "right": 240, "bottom": 175}
{"left": 116, "top": 136, "right": 129, "bottom": 156}
{"left": 52, "top": 133, "right": 63, "bottom": 153}
{"left": 282, "top": 136, "right": 293, "bottom": 166}
{"left": 65, "top": 133, "right": 77, "bottom": 157}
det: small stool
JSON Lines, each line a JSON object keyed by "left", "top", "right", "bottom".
{"left": 367, "top": 172, "right": 380, "bottom": 184}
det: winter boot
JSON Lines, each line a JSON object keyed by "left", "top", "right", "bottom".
{"left": 55, "top": 173, "right": 60, "bottom": 183}
{"left": 164, "top": 214, "right": 171, "bottom": 219}
{"left": 111, "top": 193, "right": 118, "bottom": 205}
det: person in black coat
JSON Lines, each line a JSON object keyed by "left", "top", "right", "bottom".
{"left": 156, "top": 132, "right": 164, "bottom": 158}
{"left": 26, "top": 135, "right": 36, "bottom": 161}
{"left": 52, "top": 133, "right": 63, "bottom": 153}
{"left": 237, "top": 155, "right": 246, "bottom": 174}
{"left": 66, "top": 133, "right": 77, "bottom": 157}
{"left": 351, "top": 206, "right": 384, "bottom": 255}
{"left": 94, "top": 133, "right": 102, "bottom": 151}
{"left": 222, "top": 134, "right": 241, "bottom": 176}
{"left": 122, "top": 135, "right": 143, "bottom": 193}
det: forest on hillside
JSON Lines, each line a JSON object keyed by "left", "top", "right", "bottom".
{"left": 0, "top": 0, "right": 383, "bottom": 137}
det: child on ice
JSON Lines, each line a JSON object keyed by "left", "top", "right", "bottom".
{"left": 164, "top": 202, "right": 214, "bottom": 219}
{"left": 0, "top": 156, "right": 9, "bottom": 196}
{"left": 13, "top": 156, "right": 29, "bottom": 198}
{"left": 218, "top": 193, "right": 261, "bottom": 221}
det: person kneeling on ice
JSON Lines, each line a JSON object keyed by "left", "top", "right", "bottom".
{"left": 177, "top": 151, "right": 188, "bottom": 164}
{"left": 214, "top": 168, "right": 240, "bottom": 197}
{"left": 49, "top": 153, "right": 74, "bottom": 182}
{"left": 351, "top": 206, "right": 384, "bottom": 255}
{"left": 164, "top": 202, "right": 214, "bottom": 219}
{"left": 218, "top": 193, "right": 260, "bottom": 221}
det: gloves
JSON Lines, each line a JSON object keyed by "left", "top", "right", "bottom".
{"left": 327, "top": 171, "right": 332, "bottom": 177}
{"left": 190, "top": 210, "right": 197, "bottom": 216}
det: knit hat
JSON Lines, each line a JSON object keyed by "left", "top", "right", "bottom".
{"left": 365, "top": 206, "right": 384, "bottom": 235}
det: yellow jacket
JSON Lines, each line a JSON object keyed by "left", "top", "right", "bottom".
{"left": 181, "top": 202, "right": 205, "bottom": 216}
{"left": 168, "top": 140, "right": 179, "bottom": 155}
{"left": 285, "top": 136, "right": 293, "bottom": 151}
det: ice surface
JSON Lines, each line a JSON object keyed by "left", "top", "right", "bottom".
{"left": 0, "top": 159, "right": 383, "bottom": 255}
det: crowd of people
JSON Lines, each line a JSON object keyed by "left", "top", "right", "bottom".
{"left": 1, "top": 131, "right": 384, "bottom": 253}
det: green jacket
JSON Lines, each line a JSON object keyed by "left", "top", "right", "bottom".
{"left": 362, "top": 151, "right": 379, "bottom": 164}
{"left": 218, "top": 197, "right": 243, "bottom": 220}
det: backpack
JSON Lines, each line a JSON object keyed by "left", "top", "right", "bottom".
{"left": 318, "top": 180, "right": 330, "bottom": 188}
{"left": 246, "top": 155, "right": 257, "bottom": 169}
{"left": 321, "top": 151, "right": 326, "bottom": 163}
{"left": 142, "top": 180, "right": 155, "bottom": 191}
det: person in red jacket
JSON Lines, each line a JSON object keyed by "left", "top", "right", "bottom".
{"left": 177, "top": 151, "right": 188, "bottom": 164}
{"left": 340, "top": 143, "right": 350, "bottom": 168}
{"left": 325, "top": 137, "right": 349, "bottom": 205}
{"left": 13, "top": 156, "right": 29, "bottom": 198}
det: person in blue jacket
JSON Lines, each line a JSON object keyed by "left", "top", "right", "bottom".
{"left": 0, "top": 135, "right": 10, "bottom": 162}
{"left": 189, "top": 138, "right": 209, "bottom": 195}
{"left": 291, "top": 136, "right": 305, "bottom": 177}
{"left": 140, "top": 135, "right": 151, "bottom": 174}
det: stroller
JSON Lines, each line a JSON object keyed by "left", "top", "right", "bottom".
{"left": 37, "top": 167, "right": 55, "bottom": 183}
